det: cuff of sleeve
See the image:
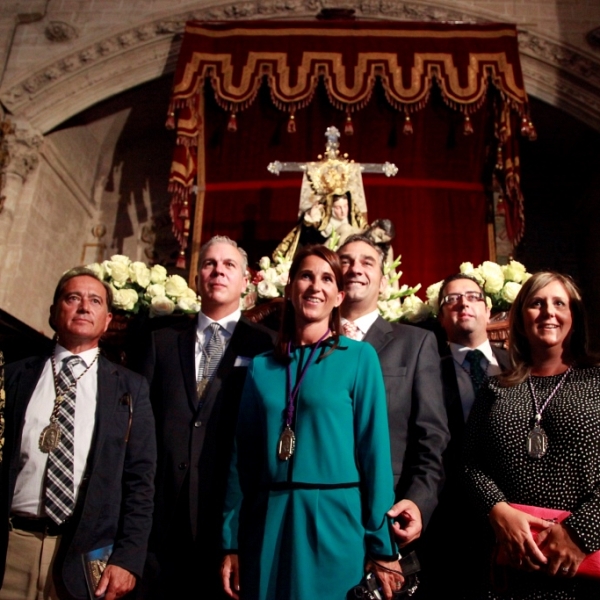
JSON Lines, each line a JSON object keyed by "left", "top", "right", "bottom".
{"left": 368, "top": 552, "right": 400, "bottom": 563}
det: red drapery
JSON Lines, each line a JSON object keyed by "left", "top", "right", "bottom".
{"left": 167, "top": 20, "right": 532, "bottom": 286}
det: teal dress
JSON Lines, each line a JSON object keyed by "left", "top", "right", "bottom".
{"left": 222, "top": 337, "right": 397, "bottom": 600}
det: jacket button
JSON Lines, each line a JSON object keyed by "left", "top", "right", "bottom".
{"left": 194, "top": 421, "right": 202, "bottom": 428}
{"left": 178, "top": 462, "right": 188, "bottom": 470}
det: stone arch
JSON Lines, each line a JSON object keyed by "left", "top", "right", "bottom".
{"left": 1, "top": 0, "right": 599, "bottom": 134}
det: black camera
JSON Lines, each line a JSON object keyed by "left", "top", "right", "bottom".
{"left": 347, "top": 552, "right": 420, "bottom": 600}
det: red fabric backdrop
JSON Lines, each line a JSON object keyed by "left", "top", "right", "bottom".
{"left": 201, "top": 82, "right": 490, "bottom": 287}
{"left": 167, "top": 20, "right": 531, "bottom": 288}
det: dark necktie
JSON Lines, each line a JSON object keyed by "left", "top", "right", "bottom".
{"left": 197, "top": 323, "right": 224, "bottom": 401}
{"left": 45, "top": 355, "right": 82, "bottom": 524}
{"left": 465, "top": 349, "right": 486, "bottom": 392}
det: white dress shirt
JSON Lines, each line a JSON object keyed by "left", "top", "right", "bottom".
{"left": 195, "top": 309, "right": 241, "bottom": 380}
{"left": 449, "top": 339, "right": 502, "bottom": 421}
{"left": 12, "top": 345, "right": 99, "bottom": 517}
{"left": 341, "top": 310, "right": 380, "bottom": 342}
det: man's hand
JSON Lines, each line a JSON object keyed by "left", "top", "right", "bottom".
{"left": 95, "top": 565, "right": 136, "bottom": 600}
{"left": 387, "top": 499, "right": 422, "bottom": 546}
{"left": 221, "top": 554, "right": 240, "bottom": 599}
{"left": 365, "top": 558, "right": 403, "bottom": 600}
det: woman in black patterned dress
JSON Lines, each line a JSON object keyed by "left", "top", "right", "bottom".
{"left": 464, "top": 272, "right": 600, "bottom": 599}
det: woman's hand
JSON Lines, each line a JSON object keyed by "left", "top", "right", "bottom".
{"left": 365, "top": 558, "right": 404, "bottom": 600}
{"left": 489, "top": 502, "right": 549, "bottom": 571}
{"left": 537, "top": 523, "right": 586, "bottom": 577}
{"left": 221, "top": 554, "right": 240, "bottom": 599}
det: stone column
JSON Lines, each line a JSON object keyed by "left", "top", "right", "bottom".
{"left": 0, "top": 119, "right": 43, "bottom": 248}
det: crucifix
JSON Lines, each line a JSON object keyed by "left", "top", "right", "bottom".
{"left": 268, "top": 126, "right": 398, "bottom": 260}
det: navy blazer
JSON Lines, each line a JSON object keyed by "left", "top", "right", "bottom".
{"left": 142, "top": 316, "right": 275, "bottom": 560}
{"left": 0, "top": 355, "right": 156, "bottom": 600}
{"left": 363, "top": 316, "right": 450, "bottom": 528}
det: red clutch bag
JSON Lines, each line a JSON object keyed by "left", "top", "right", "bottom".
{"left": 501, "top": 503, "right": 600, "bottom": 579}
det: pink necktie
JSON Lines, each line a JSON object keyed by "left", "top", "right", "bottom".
{"left": 343, "top": 320, "right": 361, "bottom": 340}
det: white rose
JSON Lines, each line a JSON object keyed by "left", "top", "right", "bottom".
{"left": 103, "top": 260, "right": 130, "bottom": 288}
{"left": 469, "top": 268, "right": 486, "bottom": 286}
{"left": 150, "top": 264, "right": 168, "bottom": 284}
{"left": 262, "top": 267, "right": 278, "bottom": 284}
{"left": 112, "top": 288, "right": 138, "bottom": 311}
{"left": 257, "top": 280, "right": 279, "bottom": 299}
{"left": 501, "top": 281, "right": 522, "bottom": 304}
{"left": 176, "top": 297, "right": 201, "bottom": 312}
{"left": 275, "top": 272, "right": 289, "bottom": 289}
{"left": 459, "top": 262, "right": 475, "bottom": 274}
{"left": 146, "top": 283, "right": 166, "bottom": 298}
{"left": 258, "top": 256, "right": 271, "bottom": 270}
{"left": 164, "top": 275, "right": 189, "bottom": 298}
{"left": 150, "top": 296, "right": 175, "bottom": 317}
{"left": 502, "top": 261, "right": 527, "bottom": 283}
{"left": 181, "top": 287, "right": 200, "bottom": 302}
{"left": 241, "top": 291, "right": 257, "bottom": 311}
{"left": 109, "top": 254, "right": 130, "bottom": 265}
{"left": 399, "top": 295, "right": 431, "bottom": 323}
{"left": 85, "top": 262, "right": 105, "bottom": 279}
{"left": 129, "top": 262, "right": 151, "bottom": 288}
{"left": 521, "top": 272, "right": 532, "bottom": 284}
{"left": 479, "top": 261, "right": 505, "bottom": 294}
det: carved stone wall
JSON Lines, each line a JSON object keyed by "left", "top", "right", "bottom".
{"left": 0, "top": 1, "right": 599, "bottom": 132}
{"left": 0, "top": 0, "right": 599, "bottom": 334}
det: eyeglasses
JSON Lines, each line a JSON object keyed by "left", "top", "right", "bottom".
{"left": 441, "top": 292, "right": 485, "bottom": 306}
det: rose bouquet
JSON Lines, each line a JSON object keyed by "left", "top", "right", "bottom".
{"left": 423, "top": 259, "right": 532, "bottom": 316}
{"left": 86, "top": 255, "right": 201, "bottom": 317}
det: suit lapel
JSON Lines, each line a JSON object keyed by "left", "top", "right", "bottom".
{"left": 196, "top": 318, "right": 249, "bottom": 418}
{"left": 179, "top": 321, "right": 199, "bottom": 412}
{"left": 87, "top": 357, "right": 119, "bottom": 473}
{"left": 362, "top": 315, "right": 395, "bottom": 354}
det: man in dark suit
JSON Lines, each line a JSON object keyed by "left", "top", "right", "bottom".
{"left": 417, "top": 273, "right": 510, "bottom": 598}
{"left": 337, "top": 236, "right": 449, "bottom": 564}
{"left": 0, "top": 267, "right": 156, "bottom": 600}
{"left": 142, "top": 236, "right": 274, "bottom": 599}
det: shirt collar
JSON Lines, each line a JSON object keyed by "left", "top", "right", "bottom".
{"left": 342, "top": 309, "right": 379, "bottom": 336}
{"left": 449, "top": 339, "right": 498, "bottom": 367}
{"left": 196, "top": 309, "right": 241, "bottom": 338}
{"left": 53, "top": 344, "right": 99, "bottom": 367}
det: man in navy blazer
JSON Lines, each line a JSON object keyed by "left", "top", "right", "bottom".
{"left": 142, "top": 236, "right": 274, "bottom": 599}
{"left": 337, "top": 236, "right": 449, "bottom": 572}
{"left": 0, "top": 267, "right": 156, "bottom": 600}
{"left": 417, "top": 273, "right": 510, "bottom": 598}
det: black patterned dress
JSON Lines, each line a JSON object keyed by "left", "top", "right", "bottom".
{"left": 464, "top": 367, "right": 600, "bottom": 599}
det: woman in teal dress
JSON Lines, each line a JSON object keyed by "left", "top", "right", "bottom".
{"left": 221, "top": 245, "right": 401, "bottom": 600}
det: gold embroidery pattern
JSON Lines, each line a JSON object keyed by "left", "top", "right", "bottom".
{"left": 173, "top": 51, "right": 526, "bottom": 113}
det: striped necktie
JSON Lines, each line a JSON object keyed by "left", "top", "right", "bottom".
{"left": 44, "top": 355, "right": 82, "bottom": 524}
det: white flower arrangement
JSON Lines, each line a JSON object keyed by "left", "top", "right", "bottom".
{"left": 243, "top": 250, "right": 424, "bottom": 323}
{"left": 86, "top": 255, "right": 201, "bottom": 317}
{"left": 423, "top": 259, "right": 532, "bottom": 317}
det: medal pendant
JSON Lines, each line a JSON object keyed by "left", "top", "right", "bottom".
{"left": 277, "top": 426, "right": 296, "bottom": 461}
{"left": 196, "top": 378, "right": 209, "bottom": 399}
{"left": 39, "top": 421, "right": 61, "bottom": 453}
{"left": 527, "top": 423, "right": 548, "bottom": 459}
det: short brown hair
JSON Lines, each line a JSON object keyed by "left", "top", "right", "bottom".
{"left": 53, "top": 267, "right": 113, "bottom": 308}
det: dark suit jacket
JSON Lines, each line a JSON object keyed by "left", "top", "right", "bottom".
{"left": 417, "top": 344, "right": 510, "bottom": 598}
{"left": 0, "top": 355, "right": 156, "bottom": 600}
{"left": 142, "top": 315, "right": 274, "bottom": 561}
{"left": 363, "top": 316, "right": 449, "bottom": 528}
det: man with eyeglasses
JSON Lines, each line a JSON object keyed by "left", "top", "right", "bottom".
{"left": 417, "top": 273, "right": 509, "bottom": 598}
{"left": 437, "top": 273, "right": 509, "bottom": 419}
